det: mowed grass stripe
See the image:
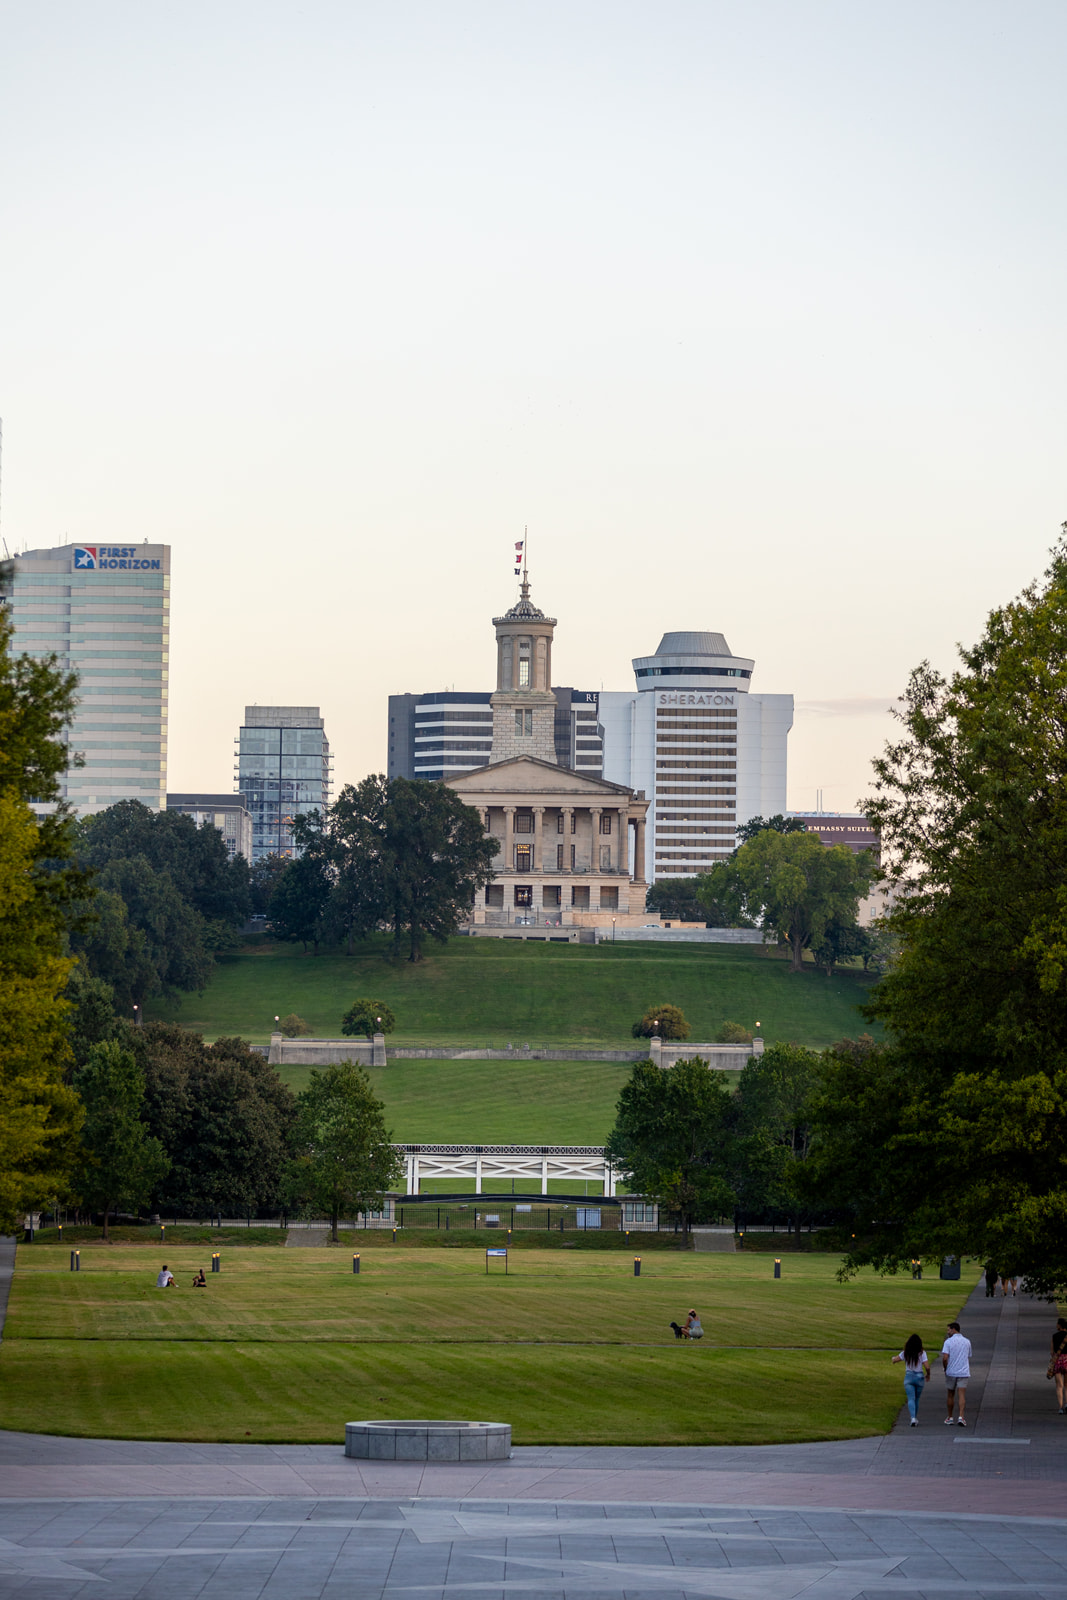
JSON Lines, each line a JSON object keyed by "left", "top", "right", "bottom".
{"left": 145, "top": 936, "right": 878, "bottom": 1048}
{"left": 0, "top": 1340, "right": 916, "bottom": 1446}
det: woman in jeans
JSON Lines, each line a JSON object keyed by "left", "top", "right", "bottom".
{"left": 1051, "top": 1317, "right": 1067, "bottom": 1413}
{"left": 892, "top": 1334, "right": 931, "bottom": 1425}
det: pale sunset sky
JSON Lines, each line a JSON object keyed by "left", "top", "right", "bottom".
{"left": 2, "top": 2, "right": 1064, "bottom": 811}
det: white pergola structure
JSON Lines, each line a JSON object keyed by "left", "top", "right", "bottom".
{"left": 397, "top": 1144, "right": 617, "bottom": 1196}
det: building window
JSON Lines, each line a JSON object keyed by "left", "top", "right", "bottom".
{"left": 486, "top": 884, "right": 504, "bottom": 908}
{"left": 557, "top": 812, "right": 565, "bottom": 833}
{"left": 600, "top": 814, "right": 612, "bottom": 834}
{"left": 514, "top": 811, "right": 533, "bottom": 834}
{"left": 571, "top": 812, "right": 577, "bottom": 833}
{"left": 515, "top": 845, "right": 531, "bottom": 872}
{"left": 514, "top": 709, "right": 533, "bottom": 736}
{"left": 600, "top": 885, "right": 618, "bottom": 910}
{"left": 556, "top": 843, "right": 564, "bottom": 869}
{"left": 543, "top": 885, "right": 562, "bottom": 907}
{"left": 514, "top": 884, "right": 533, "bottom": 907}
{"left": 570, "top": 843, "right": 576, "bottom": 869}
{"left": 571, "top": 884, "right": 590, "bottom": 909}
{"left": 518, "top": 658, "right": 530, "bottom": 687}
{"left": 600, "top": 844, "right": 612, "bottom": 871}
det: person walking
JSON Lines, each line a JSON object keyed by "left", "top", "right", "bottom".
{"left": 892, "top": 1334, "right": 931, "bottom": 1425}
{"left": 983, "top": 1263, "right": 998, "bottom": 1298}
{"left": 941, "top": 1320, "right": 972, "bottom": 1426}
{"left": 1050, "top": 1317, "right": 1067, "bottom": 1414}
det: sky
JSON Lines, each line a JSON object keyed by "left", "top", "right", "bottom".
{"left": 2, "top": 1, "right": 1064, "bottom": 813}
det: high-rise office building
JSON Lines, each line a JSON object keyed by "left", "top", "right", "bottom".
{"left": 0, "top": 540, "right": 170, "bottom": 813}
{"left": 235, "top": 706, "right": 332, "bottom": 862}
{"left": 387, "top": 687, "right": 602, "bottom": 782}
{"left": 599, "top": 631, "right": 793, "bottom": 881}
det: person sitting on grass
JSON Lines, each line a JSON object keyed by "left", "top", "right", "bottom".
{"left": 684, "top": 1309, "right": 704, "bottom": 1340}
{"left": 156, "top": 1265, "right": 175, "bottom": 1288}
{"left": 192, "top": 1269, "right": 206, "bottom": 1288}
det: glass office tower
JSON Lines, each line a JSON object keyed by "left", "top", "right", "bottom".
{"left": 0, "top": 541, "right": 170, "bottom": 813}
{"left": 235, "top": 706, "right": 332, "bottom": 862}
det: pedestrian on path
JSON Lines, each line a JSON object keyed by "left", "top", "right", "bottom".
{"left": 941, "top": 1320, "right": 972, "bottom": 1426}
{"left": 892, "top": 1334, "right": 931, "bottom": 1425}
{"left": 1050, "top": 1317, "right": 1067, "bottom": 1413}
{"left": 984, "top": 1263, "right": 998, "bottom": 1297}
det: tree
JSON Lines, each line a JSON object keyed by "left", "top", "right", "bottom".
{"left": 0, "top": 607, "right": 87, "bottom": 1231}
{"left": 734, "top": 1043, "right": 821, "bottom": 1233}
{"left": 341, "top": 1000, "right": 396, "bottom": 1037}
{"left": 701, "top": 829, "right": 875, "bottom": 972}
{"left": 717, "top": 1021, "right": 753, "bottom": 1044}
{"left": 644, "top": 878, "right": 705, "bottom": 922}
{"left": 631, "top": 1004, "right": 691, "bottom": 1041}
{"left": 65, "top": 964, "right": 125, "bottom": 1070}
{"left": 808, "top": 538, "right": 1067, "bottom": 1296}
{"left": 250, "top": 853, "right": 291, "bottom": 916}
{"left": 73, "top": 1040, "right": 169, "bottom": 1239}
{"left": 734, "top": 814, "right": 807, "bottom": 847}
{"left": 78, "top": 801, "right": 251, "bottom": 928}
{"left": 606, "top": 1058, "right": 736, "bottom": 1237}
{"left": 283, "top": 1062, "right": 404, "bottom": 1241}
{"left": 810, "top": 918, "right": 874, "bottom": 976}
{"left": 383, "top": 778, "right": 499, "bottom": 962}
{"left": 279, "top": 1013, "right": 313, "bottom": 1038}
{"left": 268, "top": 852, "right": 332, "bottom": 953}
{"left": 134, "top": 1025, "right": 297, "bottom": 1219}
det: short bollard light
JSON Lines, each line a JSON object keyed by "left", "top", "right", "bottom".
{"left": 392, "top": 1226, "right": 397, "bottom": 1243}
{"left": 774, "top": 1258, "right": 781, "bottom": 1279}
{"left": 57, "top": 1224, "right": 63, "bottom": 1243}
{"left": 160, "top": 1224, "right": 166, "bottom": 1242}
{"left": 211, "top": 1252, "right": 220, "bottom": 1274}
{"left": 70, "top": 1250, "right": 79, "bottom": 1272}
{"left": 353, "top": 1254, "right": 360, "bottom": 1275}
{"left": 633, "top": 1257, "right": 641, "bottom": 1277}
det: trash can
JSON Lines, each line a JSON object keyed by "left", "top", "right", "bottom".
{"left": 939, "top": 1255, "right": 961, "bottom": 1281}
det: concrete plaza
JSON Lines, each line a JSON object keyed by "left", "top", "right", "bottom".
{"left": 0, "top": 1243, "right": 1064, "bottom": 1598}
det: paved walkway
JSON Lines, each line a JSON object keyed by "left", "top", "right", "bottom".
{"left": 0, "top": 1246, "right": 1064, "bottom": 1596}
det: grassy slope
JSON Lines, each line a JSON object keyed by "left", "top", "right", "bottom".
{"left": 146, "top": 936, "right": 879, "bottom": 1048}
{"left": 0, "top": 1246, "right": 970, "bottom": 1446}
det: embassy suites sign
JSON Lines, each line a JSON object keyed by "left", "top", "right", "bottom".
{"left": 658, "top": 692, "right": 736, "bottom": 708}
{"left": 74, "top": 546, "right": 163, "bottom": 571}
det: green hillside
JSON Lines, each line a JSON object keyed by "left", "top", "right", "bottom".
{"left": 145, "top": 934, "right": 879, "bottom": 1049}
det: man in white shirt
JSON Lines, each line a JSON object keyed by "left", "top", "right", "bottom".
{"left": 941, "top": 1320, "right": 972, "bottom": 1425}
{"left": 156, "top": 1265, "right": 175, "bottom": 1288}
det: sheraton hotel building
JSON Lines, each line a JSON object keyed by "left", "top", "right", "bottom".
{"left": 389, "top": 629, "right": 793, "bottom": 885}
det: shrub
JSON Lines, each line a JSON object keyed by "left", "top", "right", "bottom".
{"left": 716, "top": 1021, "right": 753, "bottom": 1044}
{"left": 631, "top": 1004, "right": 690, "bottom": 1041}
{"left": 341, "top": 999, "right": 397, "bottom": 1037}
{"left": 279, "top": 1013, "right": 313, "bottom": 1038}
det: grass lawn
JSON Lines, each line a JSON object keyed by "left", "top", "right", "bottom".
{"left": 0, "top": 1244, "right": 972, "bottom": 1446}
{"left": 279, "top": 1058, "right": 650, "bottom": 1144}
{"left": 145, "top": 936, "right": 879, "bottom": 1049}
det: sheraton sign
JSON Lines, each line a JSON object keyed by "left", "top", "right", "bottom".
{"left": 658, "top": 693, "right": 736, "bottom": 708}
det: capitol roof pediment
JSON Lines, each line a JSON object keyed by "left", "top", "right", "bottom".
{"left": 447, "top": 756, "right": 640, "bottom": 801}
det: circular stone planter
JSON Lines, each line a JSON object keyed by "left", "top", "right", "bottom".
{"left": 344, "top": 1420, "right": 511, "bottom": 1462}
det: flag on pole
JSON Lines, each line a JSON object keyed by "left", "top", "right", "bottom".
{"left": 514, "top": 538, "right": 524, "bottom": 575}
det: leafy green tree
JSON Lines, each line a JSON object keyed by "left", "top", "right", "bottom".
{"left": 268, "top": 852, "right": 332, "bottom": 953}
{"left": 279, "top": 1013, "right": 313, "bottom": 1038}
{"left": 810, "top": 918, "right": 874, "bottom": 976}
{"left": 734, "top": 814, "right": 807, "bottom": 847}
{"left": 701, "top": 829, "right": 875, "bottom": 972}
{"left": 631, "top": 1004, "right": 690, "bottom": 1041}
{"left": 735, "top": 1043, "right": 821, "bottom": 1233}
{"left": 716, "top": 1021, "right": 753, "bottom": 1044}
{"left": 284, "top": 1062, "right": 403, "bottom": 1241}
{"left": 79, "top": 800, "right": 251, "bottom": 928}
{"left": 606, "top": 1058, "right": 735, "bottom": 1237}
{"left": 643, "top": 878, "right": 705, "bottom": 922}
{"left": 250, "top": 852, "right": 291, "bottom": 916}
{"left": 291, "top": 780, "right": 390, "bottom": 953}
{"left": 0, "top": 607, "right": 87, "bottom": 1231}
{"left": 383, "top": 778, "right": 499, "bottom": 962}
{"left": 65, "top": 965, "right": 125, "bottom": 1070}
{"left": 73, "top": 1040, "right": 169, "bottom": 1240}
{"left": 809, "top": 538, "right": 1067, "bottom": 1296}
{"left": 341, "top": 1000, "right": 396, "bottom": 1037}
{"left": 134, "top": 1025, "right": 297, "bottom": 1218}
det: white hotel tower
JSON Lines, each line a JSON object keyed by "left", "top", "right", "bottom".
{"left": 598, "top": 631, "right": 793, "bottom": 883}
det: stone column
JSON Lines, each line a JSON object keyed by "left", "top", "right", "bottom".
{"left": 532, "top": 806, "right": 544, "bottom": 871}
{"left": 590, "top": 808, "right": 601, "bottom": 872}
{"left": 634, "top": 817, "right": 647, "bottom": 882}
{"left": 561, "top": 807, "right": 573, "bottom": 869}
{"left": 372, "top": 1031, "right": 387, "bottom": 1068}
{"left": 503, "top": 806, "right": 515, "bottom": 875}
{"left": 618, "top": 810, "right": 630, "bottom": 874}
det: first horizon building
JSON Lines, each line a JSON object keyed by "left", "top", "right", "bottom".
{"left": 1, "top": 540, "right": 170, "bottom": 813}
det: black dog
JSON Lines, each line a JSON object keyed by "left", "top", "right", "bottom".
{"left": 669, "top": 1321, "right": 686, "bottom": 1339}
